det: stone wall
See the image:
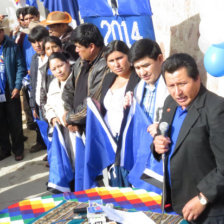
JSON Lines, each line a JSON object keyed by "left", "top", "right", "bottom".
{"left": 150, "top": 0, "right": 206, "bottom": 82}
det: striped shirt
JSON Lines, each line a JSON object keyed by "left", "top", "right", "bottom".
{"left": 141, "top": 80, "right": 159, "bottom": 121}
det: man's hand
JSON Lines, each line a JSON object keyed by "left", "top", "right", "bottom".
{"left": 33, "top": 109, "right": 39, "bottom": 119}
{"left": 147, "top": 123, "right": 159, "bottom": 138}
{"left": 123, "top": 91, "right": 133, "bottom": 109}
{"left": 153, "top": 135, "right": 171, "bottom": 154}
{"left": 11, "top": 88, "right": 20, "bottom": 99}
{"left": 51, "top": 117, "right": 61, "bottom": 126}
{"left": 182, "top": 195, "right": 207, "bottom": 222}
{"left": 12, "top": 25, "right": 20, "bottom": 36}
{"left": 67, "top": 125, "right": 79, "bottom": 133}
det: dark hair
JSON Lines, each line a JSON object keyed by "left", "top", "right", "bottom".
{"left": 49, "top": 52, "right": 69, "bottom": 62}
{"left": 129, "top": 38, "right": 162, "bottom": 64}
{"left": 28, "top": 25, "right": 49, "bottom": 43}
{"left": 16, "top": 8, "right": 24, "bottom": 19}
{"left": 42, "top": 36, "right": 62, "bottom": 51}
{"left": 48, "top": 52, "right": 70, "bottom": 65}
{"left": 70, "top": 23, "right": 104, "bottom": 48}
{"left": 26, "top": 6, "right": 39, "bottom": 17}
{"left": 104, "top": 40, "right": 129, "bottom": 60}
{"left": 161, "top": 53, "right": 199, "bottom": 80}
{"left": 22, "top": 6, "right": 28, "bottom": 16}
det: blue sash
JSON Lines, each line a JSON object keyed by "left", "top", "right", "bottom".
{"left": 0, "top": 45, "right": 6, "bottom": 102}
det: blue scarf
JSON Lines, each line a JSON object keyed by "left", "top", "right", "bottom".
{"left": 0, "top": 45, "right": 6, "bottom": 102}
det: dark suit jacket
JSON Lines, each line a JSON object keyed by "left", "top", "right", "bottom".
{"left": 100, "top": 70, "right": 140, "bottom": 115}
{"left": 30, "top": 54, "right": 54, "bottom": 117}
{"left": 154, "top": 85, "right": 224, "bottom": 218}
{"left": 29, "top": 54, "right": 39, "bottom": 110}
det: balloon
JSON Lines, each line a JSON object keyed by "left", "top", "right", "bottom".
{"left": 199, "top": 18, "right": 224, "bottom": 45}
{"left": 199, "top": 0, "right": 224, "bottom": 62}
{"left": 198, "top": 36, "right": 211, "bottom": 54}
{"left": 204, "top": 42, "right": 224, "bottom": 77}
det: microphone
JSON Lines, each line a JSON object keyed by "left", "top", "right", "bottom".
{"left": 159, "top": 122, "right": 169, "bottom": 137}
{"left": 158, "top": 122, "right": 169, "bottom": 221}
{"left": 159, "top": 121, "right": 169, "bottom": 165}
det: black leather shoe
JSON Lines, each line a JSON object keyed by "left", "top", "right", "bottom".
{"left": 15, "top": 154, "right": 24, "bottom": 161}
{"left": 42, "top": 155, "right": 48, "bottom": 161}
{"left": 27, "top": 122, "right": 37, "bottom": 130}
{"left": 29, "top": 143, "right": 46, "bottom": 153}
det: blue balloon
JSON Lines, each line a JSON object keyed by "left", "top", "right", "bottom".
{"left": 204, "top": 42, "right": 224, "bottom": 77}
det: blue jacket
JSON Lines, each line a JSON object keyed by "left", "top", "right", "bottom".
{"left": 2, "top": 35, "right": 26, "bottom": 92}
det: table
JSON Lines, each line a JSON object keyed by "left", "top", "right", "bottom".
{"left": 0, "top": 187, "right": 183, "bottom": 224}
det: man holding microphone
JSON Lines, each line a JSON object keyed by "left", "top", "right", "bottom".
{"left": 153, "top": 53, "right": 224, "bottom": 223}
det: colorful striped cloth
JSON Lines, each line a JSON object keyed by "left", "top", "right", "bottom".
{"left": 0, "top": 187, "right": 183, "bottom": 224}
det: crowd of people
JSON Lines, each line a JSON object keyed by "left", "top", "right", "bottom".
{"left": 0, "top": 6, "right": 224, "bottom": 224}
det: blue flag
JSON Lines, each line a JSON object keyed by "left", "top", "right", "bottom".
{"left": 35, "top": 119, "right": 50, "bottom": 148}
{"left": 47, "top": 123, "right": 74, "bottom": 193}
{"left": 120, "top": 99, "right": 163, "bottom": 194}
{"left": 75, "top": 132, "right": 85, "bottom": 191}
{"left": 84, "top": 98, "right": 116, "bottom": 190}
{"left": 26, "top": 0, "right": 38, "bottom": 7}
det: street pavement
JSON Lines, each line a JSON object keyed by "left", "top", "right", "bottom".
{"left": 0, "top": 128, "right": 50, "bottom": 211}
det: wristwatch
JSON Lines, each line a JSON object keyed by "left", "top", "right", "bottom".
{"left": 198, "top": 193, "right": 208, "bottom": 205}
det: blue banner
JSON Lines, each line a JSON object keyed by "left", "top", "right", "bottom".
{"left": 39, "top": 0, "right": 80, "bottom": 23}
{"left": 77, "top": 0, "right": 152, "bottom": 17}
{"left": 78, "top": 0, "right": 113, "bottom": 17}
{"left": 79, "top": 0, "right": 155, "bottom": 46}
{"left": 118, "top": 0, "right": 152, "bottom": 16}
{"left": 84, "top": 15, "right": 155, "bottom": 47}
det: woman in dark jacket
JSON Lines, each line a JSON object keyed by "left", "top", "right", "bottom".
{"left": 100, "top": 40, "right": 140, "bottom": 186}
{"left": 100, "top": 40, "right": 139, "bottom": 138}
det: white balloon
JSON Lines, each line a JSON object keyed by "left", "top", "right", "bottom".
{"left": 199, "top": 0, "right": 214, "bottom": 18}
{"left": 199, "top": 0, "right": 224, "bottom": 53}
{"left": 198, "top": 36, "right": 211, "bottom": 54}
{"left": 200, "top": 21, "right": 224, "bottom": 44}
